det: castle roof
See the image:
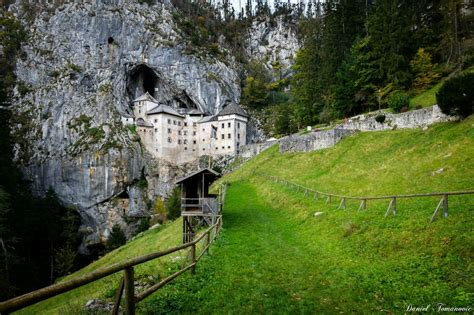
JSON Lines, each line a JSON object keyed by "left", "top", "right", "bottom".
{"left": 147, "top": 104, "right": 184, "bottom": 118}
{"left": 132, "top": 92, "right": 158, "bottom": 103}
{"left": 198, "top": 115, "right": 218, "bottom": 123}
{"left": 187, "top": 109, "right": 204, "bottom": 115}
{"left": 217, "top": 103, "right": 247, "bottom": 117}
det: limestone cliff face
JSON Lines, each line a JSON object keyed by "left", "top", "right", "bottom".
{"left": 245, "top": 15, "right": 300, "bottom": 77}
{"left": 9, "top": 0, "right": 240, "bottom": 252}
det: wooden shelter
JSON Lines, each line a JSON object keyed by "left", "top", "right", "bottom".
{"left": 175, "top": 168, "right": 221, "bottom": 243}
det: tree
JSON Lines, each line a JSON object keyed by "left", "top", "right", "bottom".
{"left": 166, "top": 187, "right": 181, "bottom": 220}
{"left": 106, "top": 225, "right": 127, "bottom": 250}
{"left": 410, "top": 48, "right": 440, "bottom": 91}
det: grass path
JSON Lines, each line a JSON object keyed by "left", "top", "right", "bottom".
{"left": 140, "top": 178, "right": 473, "bottom": 314}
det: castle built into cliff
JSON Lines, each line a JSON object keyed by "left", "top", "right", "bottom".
{"left": 122, "top": 92, "right": 248, "bottom": 163}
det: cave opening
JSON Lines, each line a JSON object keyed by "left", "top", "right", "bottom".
{"left": 127, "top": 64, "right": 159, "bottom": 100}
{"left": 118, "top": 190, "right": 129, "bottom": 199}
{"left": 107, "top": 37, "right": 114, "bottom": 44}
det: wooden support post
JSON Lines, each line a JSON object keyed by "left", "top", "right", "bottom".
{"left": 326, "top": 195, "right": 331, "bottom": 204}
{"left": 206, "top": 231, "right": 211, "bottom": 255}
{"left": 191, "top": 243, "right": 196, "bottom": 274}
{"left": 111, "top": 278, "right": 124, "bottom": 315}
{"left": 338, "top": 197, "right": 346, "bottom": 209}
{"left": 443, "top": 194, "right": 448, "bottom": 218}
{"left": 305, "top": 189, "right": 309, "bottom": 197}
{"left": 357, "top": 199, "right": 367, "bottom": 211}
{"left": 384, "top": 198, "right": 395, "bottom": 218}
{"left": 392, "top": 197, "right": 396, "bottom": 215}
{"left": 430, "top": 196, "right": 445, "bottom": 223}
{"left": 123, "top": 267, "right": 135, "bottom": 315}
{"left": 313, "top": 192, "right": 318, "bottom": 200}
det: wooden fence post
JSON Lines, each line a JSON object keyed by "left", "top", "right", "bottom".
{"left": 384, "top": 198, "right": 396, "bottom": 217}
{"left": 191, "top": 243, "right": 196, "bottom": 274}
{"left": 326, "top": 195, "right": 331, "bottom": 204}
{"left": 305, "top": 189, "right": 309, "bottom": 197}
{"left": 313, "top": 192, "right": 318, "bottom": 200}
{"left": 443, "top": 194, "right": 448, "bottom": 218}
{"left": 358, "top": 199, "right": 367, "bottom": 211}
{"left": 124, "top": 267, "right": 135, "bottom": 315}
{"left": 338, "top": 197, "right": 346, "bottom": 209}
{"left": 206, "top": 231, "right": 211, "bottom": 255}
{"left": 112, "top": 278, "right": 124, "bottom": 315}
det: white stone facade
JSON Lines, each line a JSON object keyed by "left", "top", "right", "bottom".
{"left": 126, "top": 92, "right": 247, "bottom": 164}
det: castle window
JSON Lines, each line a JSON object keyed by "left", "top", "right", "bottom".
{"left": 222, "top": 146, "right": 225, "bottom": 149}
{"left": 178, "top": 139, "right": 181, "bottom": 144}
{"left": 237, "top": 133, "right": 240, "bottom": 139}
{"left": 221, "top": 134, "right": 224, "bottom": 139}
{"left": 184, "top": 147, "right": 187, "bottom": 150}
{"left": 202, "top": 139, "right": 205, "bottom": 142}
{"left": 228, "top": 146, "right": 231, "bottom": 149}
{"left": 193, "top": 122, "right": 197, "bottom": 127}
{"left": 156, "top": 149, "right": 158, "bottom": 152}
{"left": 184, "top": 131, "right": 187, "bottom": 136}
{"left": 203, "top": 148, "right": 205, "bottom": 151}
{"left": 168, "top": 128, "right": 171, "bottom": 133}
{"left": 178, "top": 121, "right": 181, "bottom": 126}
{"left": 168, "top": 137, "right": 172, "bottom": 143}
{"left": 202, "top": 128, "right": 205, "bottom": 131}
{"left": 221, "top": 123, "right": 224, "bottom": 128}
{"left": 168, "top": 119, "right": 171, "bottom": 124}
{"left": 193, "top": 131, "right": 196, "bottom": 136}
{"left": 228, "top": 133, "right": 231, "bottom": 139}
{"left": 173, "top": 120, "right": 176, "bottom": 125}
{"left": 154, "top": 128, "right": 158, "bottom": 132}
{"left": 178, "top": 130, "right": 181, "bottom": 135}
{"left": 193, "top": 140, "right": 197, "bottom": 144}
{"left": 139, "top": 110, "right": 141, "bottom": 114}
{"left": 228, "top": 122, "right": 231, "bottom": 128}
{"left": 184, "top": 122, "right": 188, "bottom": 127}
{"left": 184, "top": 139, "right": 187, "bottom": 144}
{"left": 238, "top": 122, "right": 240, "bottom": 128}
{"left": 154, "top": 119, "right": 157, "bottom": 123}
{"left": 215, "top": 147, "right": 218, "bottom": 150}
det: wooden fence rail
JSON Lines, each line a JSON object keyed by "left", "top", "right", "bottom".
{"left": 266, "top": 175, "right": 474, "bottom": 222}
{"left": 0, "top": 216, "right": 223, "bottom": 315}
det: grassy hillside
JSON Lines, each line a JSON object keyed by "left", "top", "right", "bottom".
{"left": 139, "top": 117, "right": 474, "bottom": 314}
{"left": 18, "top": 219, "right": 185, "bottom": 314}
{"left": 16, "top": 117, "right": 474, "bottom": 314}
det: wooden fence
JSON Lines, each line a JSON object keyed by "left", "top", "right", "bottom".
{"left": 0, "top": 216, "right": 223, "bottom": 315}
{"left": 267, "top": 175, "right": 474, "bottom": 222}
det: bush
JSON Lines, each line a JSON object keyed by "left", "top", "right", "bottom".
{"left": 166, "top": 187, "right": 181, "bottom": 220}
{"left": 106, "top": 224, "right": 126, "bottom": 250}
{"left": 388, "top": 91, "right": 409, "bottom": 113}
{"left": 375, "top": 114, "right": 386, "bottom": 124}
{"left": 436, "top": 72, "right": 474, "bottom": 118}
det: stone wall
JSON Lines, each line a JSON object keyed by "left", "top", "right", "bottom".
{"left": 240, "top": 105, "right": 455, "bottom": 159}
{"left": 338, "top": 105, "right": 455, "bottom": 131}
{"left": 279, "top": 129, "right": 356, "bottom": 153}
{"left": 239, "top": 139, "right": 279, "bottom": 159}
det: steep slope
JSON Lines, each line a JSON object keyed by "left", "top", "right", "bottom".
{"left": 138, "top": 118, "right": 473, "bottom": 313}
{"left": 17, "top": 219, "right": 184, "bottom": 314}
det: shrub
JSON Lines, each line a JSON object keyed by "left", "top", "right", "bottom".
{"left": 166, "top": 187, "right": 181, "bottom": 220}
{"left": 135, "top": 217, "right": 150, "bottom": 235}
{"left": 436, "top": 72, "right": 474, "bottom": 118}
{"left": 106, "top": 224, "right": 126, "bottom": 250}
{"left": 388, "top": 91, "right": 409, "bottom": 113}
{"left": 375, "top": 114, "right": 386, "bottom": 124}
